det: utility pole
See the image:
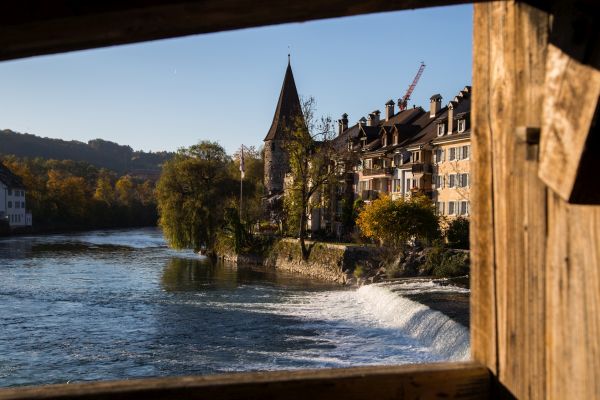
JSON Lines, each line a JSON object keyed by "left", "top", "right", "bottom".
{"left": 239, "top": 145, "right": 245, "bottom": 220}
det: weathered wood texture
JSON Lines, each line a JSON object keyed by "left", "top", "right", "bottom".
{"left": 472, "top": 5, "right": 549, "bottom": 398}
{"left": 472, "top": 1, "right": 600, "bottom": 399}
{"left": 545, "top": 195, "right": 600, "bottom": 398}
{"left": 538, "top": 0, "right": 600, "bottom": 204}
{"left": 0, "top": 362, "right": 491, "bottom": 400}
{"left": 0, "top": 0, "right": 482, "bottom": 62}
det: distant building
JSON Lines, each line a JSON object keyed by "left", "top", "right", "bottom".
{"left": 327, "top": 86, "right": 472, "bottom": 235}
{"left": 0, "top": 162, "right": 32, "bottom": 228}
{"left": 263, "top": 58, "right": 304, "bottom": 219}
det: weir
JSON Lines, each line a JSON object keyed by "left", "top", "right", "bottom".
{"left": 357, "top": 283, "right": 470, "bottom": 361}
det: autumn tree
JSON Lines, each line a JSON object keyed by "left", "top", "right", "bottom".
{"left": 94, "top": 170, "right": 115, "bottom": 205}
{"left": 156, "top": 141, "right": 237, "bottom": 252}
{"left": 356, "top": 194, "right": 440, "bottom": 249}
{"left": 284, "top": 97, "right": 337, "bottom": 260}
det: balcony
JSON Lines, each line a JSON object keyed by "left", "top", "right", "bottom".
{"left": 361, "top": 190, "right": 380, "bottom": 201}
{"left": 362, "top": 167, "right": 393, "bottom": 176}
{"left": 411, "top": 163, "right": 431, "bottom": 174}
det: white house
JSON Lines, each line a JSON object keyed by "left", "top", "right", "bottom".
{"left": 0, "top": 162, "right": 32, "bottom": 228}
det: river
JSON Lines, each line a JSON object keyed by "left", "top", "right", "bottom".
{"left": 0, "top": 228, "right": 469, "bottom": 388}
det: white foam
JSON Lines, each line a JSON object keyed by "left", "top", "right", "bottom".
{"left": 356, "top": 284, "right": 470, "bottom": 360}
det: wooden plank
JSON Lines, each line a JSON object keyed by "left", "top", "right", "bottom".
{"left": 471, "top": 2, "right": 549, "bottom": 398}
{"left": 0, "top": 362, "right": 491, "bottom": 400}
{"left": 538, "top": 45, "right": 600, "bottom": 203}
{"left": 538, "top": 0, "right": 600, "bottom": 204}
{"left": 470, "top": 2, "right": 497, "bottom": 376}
{"left": 545, "top": 194, "right": 600, "bottom": 399}
{"left": 0, "top": 0, "right": 478, "bottom": 62}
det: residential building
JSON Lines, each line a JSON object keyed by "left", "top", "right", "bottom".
{"left": 0, "top": 162, "right": 33, "bottom": 228}
{"left": 431, "top": 87, "right": 471, "bottom": 219}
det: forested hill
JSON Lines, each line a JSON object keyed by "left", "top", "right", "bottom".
{"left": 0, "top": 129, "right": 173, "bottom": 174}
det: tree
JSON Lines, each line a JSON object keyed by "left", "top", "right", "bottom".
{"left": 156, "top": 141, "right": 237, "bottom": 252}
{"left": 115, "top": 175, "right": 134, "bottom": 205}
{"left": 446, "top": 216, "right": 470, "bottom": 249}
{"left": 94, "top": 170, "right": 115, "bottom": 205}
{"left": 356, "top": 194, "right": 440, "bottom": 248}
{"left": 284, "top": 97, "right": 337, "bottom": 260}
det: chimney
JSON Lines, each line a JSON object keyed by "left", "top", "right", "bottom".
{"left": 430, "top": 94, "right": 442, "bottom": 118}
{"left": 385, "top": 100, "right": 395, "bottom": 121}
{"left": 448, "top": 102, "right": 455, "bottom": 133}
{"left": 358, "top": 117, "right": 367, "bottom": 126}
{"left": 337, "top": 113, "right": 349, "bottom": 136}
{"left": 368, "top": 110, "right": 381, "bottom": 126}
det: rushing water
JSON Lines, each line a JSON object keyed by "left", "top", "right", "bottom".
{"left": 0, "top": 228, "right": 469, "bottom": 388}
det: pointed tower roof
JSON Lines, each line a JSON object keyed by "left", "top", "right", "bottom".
{"left": 264, "top": 59, "right": 303, "bottom": 141}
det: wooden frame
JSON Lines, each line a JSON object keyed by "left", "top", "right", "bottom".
{"left": 0, "top": 0, "right": 599, "bottom": 398}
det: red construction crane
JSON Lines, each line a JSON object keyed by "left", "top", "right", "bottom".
{"left": 398, "top": 61, "right": 426, "bottom": 111}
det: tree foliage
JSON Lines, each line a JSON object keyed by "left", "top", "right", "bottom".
{"left": 446, "top": 216, "right": 470, "bottom": 249}
{"left": 284, "top": 96, "right": 337, "bottom": 259}
{"left": 356, "top": 194, "right": 440, "bottom": 248}
{"left": 156, "top": 141, "right": 264, "bottom": 253}
{"left": 0, "top": 155, "right": 158, "bottom": 229}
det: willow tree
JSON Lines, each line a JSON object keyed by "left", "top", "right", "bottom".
{"left": 284, "top": 97, "right": 337, "bottom": 260}
{"left": 156, "top": 141, "right": 236, "bottom": 252}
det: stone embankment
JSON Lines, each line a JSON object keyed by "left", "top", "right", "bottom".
{"left": 217, "top": 238, "right": 381, "bottom": 285}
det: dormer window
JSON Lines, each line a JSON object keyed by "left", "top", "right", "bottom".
{"left": 393, "top": 133, "right": 398, "bottom": 145}
{"left": 437, "top": 123, "right": 445, "bottom": 136}
{"left": 457, "top": 119, "right": 466, "bottom": 133}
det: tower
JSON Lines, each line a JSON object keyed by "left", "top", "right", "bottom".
{"left": 263, "top": 58, "right": 303, "bottom": 201}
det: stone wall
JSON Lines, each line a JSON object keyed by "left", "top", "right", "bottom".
{"left": 263, "top": 139, "right": 289, "bottom": 195}
{"left": 264, "top": 239, "right": 380, "bottom": 284}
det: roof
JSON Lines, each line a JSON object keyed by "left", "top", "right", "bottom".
{"left": 264, "top": 60, "right": 304, "bottom": 141}
{"left": 0, "top": 162, "right": 26, "bottom": 189}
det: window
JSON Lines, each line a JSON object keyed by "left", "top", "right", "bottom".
{"left": 8, "top": 201, "right": 12, "bottom": 208}
{"left": 437, "top": 123, "right": 445, "bottom": 136}
{"left": 457, "top": 119, "right": 466, "bottom": 133}
{"left": 21, "top": 201, "right": 25, "bottom": 208}
{"left": 460, "top": 173, "right": 469, "bottom": 187}
{"left": 460, "top": 201, "right": 469, "bottom": 215}
{"left": 436, "top": 202, "right": 445, "bottom": 215}
{"left": 448, "top": 201, "right": 456, "bottom": 215}
{"left": 435, "top": 175, "right": 444, "bottom": 189}
{"left": 406, "top": 179, "right": 411, "bottom": 191}
{"left": 449, "top": 148, "right": 456, "bottom": 161}
{"left": 393, "top": 179, "right": 402, "bottom": 192}
{"left": 435, "top": 149, "right": 444, "bottom": 163}
{"left": 15, "top": 202, "right": 20, "bottom": 209}
{"left": 8, "top": 189, "right": 12, "bottom": 195}
{"left": 449, "top": 174, "right": 456, "bottom": 188}
{"left": 462, "top": 145, "right": 470, "bottom": 160}
{"left": 415, "top": 152, "right": 420, "bottom": 162}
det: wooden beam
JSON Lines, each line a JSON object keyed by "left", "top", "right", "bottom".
{"left": 538, "top": 0, "right": 600, "bottom": 204}
{"left": 0, "top": 362, "right": 491, "bottom": 400}
{"left": 0, "top": 0, "right": 477, "bottom": 62}
{"left": 471, "top": 2, "right": 550, "bottom": 398}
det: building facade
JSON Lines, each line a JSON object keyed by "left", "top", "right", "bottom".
{"left": 0, "top": 162, "right": 33, "bottom": 228}
{"left": 329, "top": 86, "right": 471, "bottom": 232}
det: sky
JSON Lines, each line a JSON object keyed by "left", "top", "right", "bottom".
{"left": 0, "top": 5, "right": 472, "bottom": 155}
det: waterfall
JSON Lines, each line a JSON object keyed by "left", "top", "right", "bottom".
{"left": 356, "top": 283, "right": 470, "bottom": 360}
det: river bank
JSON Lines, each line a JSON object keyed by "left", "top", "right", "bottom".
{"left": 216, "top": 238, "right": 470, "bottom": 287}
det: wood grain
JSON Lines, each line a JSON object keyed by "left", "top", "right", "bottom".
{"left": 0, "top": 0, "right": 479, "bottom": 62}
{"left": 0, "top": 362, "right": 491, "bottom": 400}
{"left": 539, "top": 44, "right": 600, "bottom": 203}
{"left": 471, "top": 2, "right": 549, "bottom": 398}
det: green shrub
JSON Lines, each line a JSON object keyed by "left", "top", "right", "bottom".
{"left": 447, "top": 217, "right": 470, "bottom": 249}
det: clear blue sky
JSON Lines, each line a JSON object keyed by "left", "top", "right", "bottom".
{"left": 0, "top": 5, "right": 472, "bottom": 154}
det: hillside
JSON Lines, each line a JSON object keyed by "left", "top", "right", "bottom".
{"left": 0, "top": 129, "right": 173, "bottom": 175}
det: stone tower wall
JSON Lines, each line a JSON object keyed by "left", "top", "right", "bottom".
{"left": 263, "top": 139, "right": 289, "bottom": 195}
